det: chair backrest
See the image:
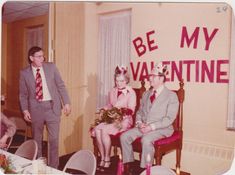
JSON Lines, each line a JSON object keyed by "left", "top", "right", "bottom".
{"left": 173, "top": 79, "right": 185, "bottom": 133}
{"left": 15, "top": 139, "right": 38, "bottom": 160}
{"left": 63, "top": 149, "right": 97, "bottom": 175}
{"left": 133, "top": 80, "right": 146, "bottom": 124}
{"left": 5, "top": 136, "right": 13, "bottom": 151}
{"left": 9, "top": 117, "right": 28, "bottom": 141}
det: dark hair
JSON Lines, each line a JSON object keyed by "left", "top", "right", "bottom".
{"left": 27, "top": 46, "right": 43, "bottom": 64}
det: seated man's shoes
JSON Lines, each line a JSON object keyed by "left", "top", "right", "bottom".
{"left": 123, "top": 162, "right": 134, "bottom": 175}
{"left": 139, "top": 167, "right": 145, "bottom": 174}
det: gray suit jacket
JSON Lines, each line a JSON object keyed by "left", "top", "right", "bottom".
{"left": 19, "top": 62, "right": 70, "bottom": 116}
{"left": 136, "top": 86, "right": 179, "bottom": 137}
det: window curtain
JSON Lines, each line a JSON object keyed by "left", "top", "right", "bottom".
{"left": 97, "top": 11, "right": 131, "bottom": 108}
{"left": 227, "top": 15, "right": 235, "bottom": 129}
{"left": 26, "top": 26, "right": 44, "bottom": 53}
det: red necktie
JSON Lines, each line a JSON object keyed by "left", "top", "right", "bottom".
{"left": 35, "top": 68, "right": 43, "bottom": 101}
{"left": 150, "top": 90, "right": 156, "bottom": 103}
{"left": 117, "top": 91, "right": 122, "bottom": 97}
{"left": 117, "top": 88, "right": 125, "bottom": 98}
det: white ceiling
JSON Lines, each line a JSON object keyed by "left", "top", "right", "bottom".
{"left": 2, "top": 1, "right": 49, "bottom": 23}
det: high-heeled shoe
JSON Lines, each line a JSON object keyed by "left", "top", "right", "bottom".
{"left": 99, "top": 160, "right": 105, "bottom": 167}
{"left": 96, "top": 160, "right": 105, "bottom": 171}
{"left": 104, "top": 160, "right": 111, "bottom": 168}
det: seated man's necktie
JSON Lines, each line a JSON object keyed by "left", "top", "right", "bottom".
{"left": 150, "top": 90, "right": 156, "bottom": 103}
{"left": 35, "top": 68, "right": 43, "bottom": 101}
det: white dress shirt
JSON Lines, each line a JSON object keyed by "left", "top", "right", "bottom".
{"left": 135, "top": 85, "right": 165, "bottom": 130}
{"left": 32, "top": 66, "right": 52, "bottom": 101}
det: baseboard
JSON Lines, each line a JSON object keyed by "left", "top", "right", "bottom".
{"left": 183, "top": 139, "right": 234, "bottom": 161}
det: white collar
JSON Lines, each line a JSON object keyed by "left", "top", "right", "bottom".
{"left": 152, "top": 85, "right": 164, "bottom": 94}
{"left": 117, "top": 86, "right": 131, "bottom": 96}
{"left": 31, "top": 65, "right": 42, "bottom": 72}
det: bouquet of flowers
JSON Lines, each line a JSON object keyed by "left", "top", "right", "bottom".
{"left": 0, "top": 154, "right": 15, "bottom": 174}
{"left": 91, "top": 107, "right": 133, "bottom": 130}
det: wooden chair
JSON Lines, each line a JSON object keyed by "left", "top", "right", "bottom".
{"left": 92, "top": 80, "right": 185, "bottom": 173}
{"left": 9, "top": 116, "right": 29, "bottom": 149}
{"left": 130, "top": 80, "right": 184, "bottom": 173}
{"left": 3, "top": 110, "right": 31, "bottom": 142}
{"left": 4, "top": 136, "right": 13, "bottom": 151}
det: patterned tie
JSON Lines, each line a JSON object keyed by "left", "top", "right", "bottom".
{"left": 150, "top": 90, "right": 156, "bottom": 103}
{"left": 35, "top": 68, "right": 43, "bottom": 101}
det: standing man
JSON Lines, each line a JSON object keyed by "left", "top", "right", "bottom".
{"left": 120, "top": 62, "right": 179, "bottom": 173}
{"left": 19, "top": 46, "right": 71, "bottom": 168}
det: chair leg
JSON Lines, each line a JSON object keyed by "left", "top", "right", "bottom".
{"left": 176, "top": 148, "right": 181, "bottom": 174}
{"left": 93, "top": 138, "right": 99, "bottom": 158}
{"left": 123, "top": 162, "right": 131, "bottom": 175}
{"left": 113, "top": 146, "right": 118, "bottom": 156}
{"left": 155, "top": 151, "right": 162, "bottom": 165}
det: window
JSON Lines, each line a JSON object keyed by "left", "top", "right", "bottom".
{"left": 26, "top": 25, "right": 44, "bottom": 53}
{"left": 97, "top": 10, "right": 131, "bottom": 108}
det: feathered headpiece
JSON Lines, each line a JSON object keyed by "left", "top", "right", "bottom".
{"left": 150, "top": 62, "right": 168, "bottom": 76}
{"left": 115, "top": 65, "right": 128, "bottom": 75}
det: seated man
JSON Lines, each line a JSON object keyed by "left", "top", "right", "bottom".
{"left": 120, "top": 62, "right": 179, "bottom": 172}
{"left": 0, "top": 112, "right": 16, "bottom": 149}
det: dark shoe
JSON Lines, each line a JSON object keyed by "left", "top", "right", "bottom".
{"left": 123, "top": 170, "right": 133, "bottom": 175}
{"left": 123, "top": 162, "right": 133, "bottom": 175}
{"left": 139, "top": 167, "right": 145, "bottom": 174}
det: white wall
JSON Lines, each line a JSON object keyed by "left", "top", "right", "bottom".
{"left": 96, "top": 2, "right": 235, "bottom": 175}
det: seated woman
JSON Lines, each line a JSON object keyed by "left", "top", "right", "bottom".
{"left": 0, "top": 112, "right": 16, "bottom": 149}
{"left": 91, "top": 66, "right": 136, "bottom": 169}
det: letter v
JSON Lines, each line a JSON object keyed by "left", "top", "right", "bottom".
{"left": 130, "top": 62, "right": 140, "bottom": 81}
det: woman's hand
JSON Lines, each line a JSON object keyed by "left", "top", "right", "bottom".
{"left": 114, "top": 120, "right": 122, "bottom": 130}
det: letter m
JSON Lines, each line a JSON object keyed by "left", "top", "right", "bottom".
{"left": 180, "top": 26, "right": 200, "bottom": 49}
